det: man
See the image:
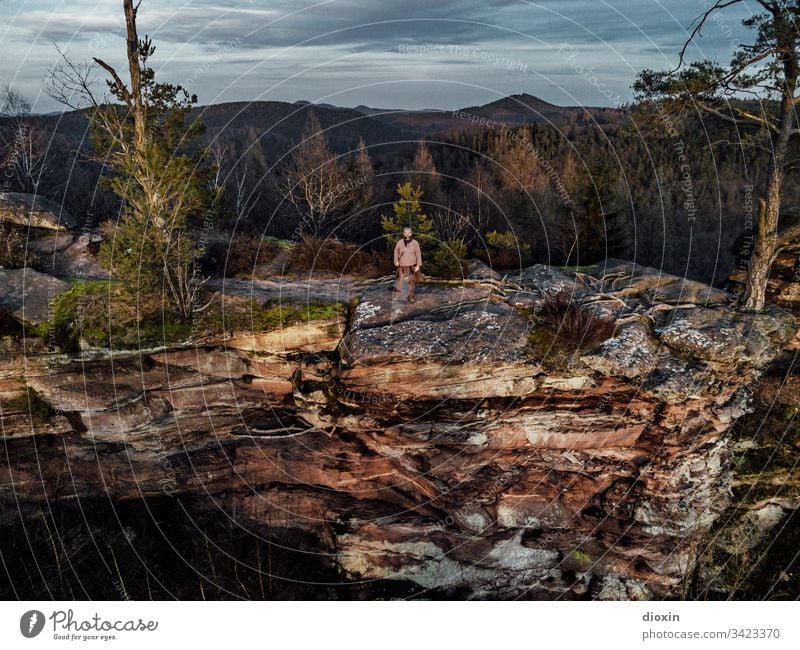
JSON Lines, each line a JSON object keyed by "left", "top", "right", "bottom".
{"left": 394, "top": 227, "right": 422, "bottom": 302}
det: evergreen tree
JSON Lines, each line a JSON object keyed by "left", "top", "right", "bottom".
{"left": 381, "top": 182, "right": 436, "bottom": 248}
{"left": 381, "top": 183, "right": 466, "bottom": 278}
{"left": 47, "top": 0, "right": 215, "bottom": 322}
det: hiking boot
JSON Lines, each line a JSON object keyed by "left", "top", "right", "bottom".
{"left": 408, "top": 296, "right": 415, "bottom": 303}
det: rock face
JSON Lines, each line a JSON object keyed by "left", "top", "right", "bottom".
{"left": 27, "top": 231, "right": 109, "bottom": 278}
{"left": 0, "top": 261, "right": 795, "bottom": 599}
{"left": 0, "top": 192, "right": 77, "bottom": 231}
{"left": 0, "top": 267, "right": 70, "bottom": 324}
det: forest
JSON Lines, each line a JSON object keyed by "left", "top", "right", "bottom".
{"left": 3, "top": 92, "right": 798, "bottom": 288}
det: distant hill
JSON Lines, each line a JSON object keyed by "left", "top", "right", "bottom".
{"left": 351, "top": 93, "right": 590, "bottom": 136}
{"left": 191, "top": 100, "right": 418, "bottom": 159}
{"left": 8, "top": 100, "right": 418, "bottom": 162}
{"left": 2, "top": 94, "right": 602, "bottom": 175}
{"left": 6, "top": 94, "right": 602, "bottom": 160}
{"left": 458, "top": 93, "right": 585, "bottom": 124}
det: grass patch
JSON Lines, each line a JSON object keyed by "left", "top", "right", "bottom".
{"left": 34, "top": 278, "right": 346, "bottom": 352}
{"left": 49, "top": 280, "right": 115, "bottom": 349}
{"left": 535, "top": 291, "right": 616, "bottom": 347}
{"left": 39, "top": 280, "right": 193, "bottom": 351}
{"left": 5, "top": 387, "right": 55, "bottom": 423}
{"left": 526, "top": 327, "right": 573, "bottom": 369}
{"left": 198, "top": 298, "right": 345, "bottom": 333}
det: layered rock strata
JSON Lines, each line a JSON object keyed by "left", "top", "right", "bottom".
{"left": 1, "top": 260, "right": 795, "bottom": 599}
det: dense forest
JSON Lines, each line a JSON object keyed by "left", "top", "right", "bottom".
{"left": 3, "top": 95, "right": 799, "bottom": 286}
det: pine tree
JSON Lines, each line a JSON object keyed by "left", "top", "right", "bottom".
{"left": 77, "top": 0, "right": 215, "bottom": 323}
{"left": 381, "top": 182, "right": 436, "bottom": 247}
{"left": 634, "top": 1, "right": 800, "bottom": 310}
{"left": 381, "top": 183, "right": 466, "bottom": 278}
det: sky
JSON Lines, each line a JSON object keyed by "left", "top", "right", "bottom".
{"left": 0, "top": 0, "right": 759, "bottom": 113}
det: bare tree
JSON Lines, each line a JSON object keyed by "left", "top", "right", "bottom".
{"left": 231, "top": 163, "right": 261, "bottom": 223}
{"left": 430, "top": 203, "right": 470, "bottom": 242}
{"left": 208, "top": 141, "right": 261, "bottom": 224}
{"left": 0, "top": 86, "right": 50, "bottom": 194}
{"left": 282, "top": 111, "right": 359, "bottom": 236}
{"left": 461, "top": 164, "right": 494, "bottom": 239}
{"left": 0, "top": 86, "right": 31, "bottom": 117}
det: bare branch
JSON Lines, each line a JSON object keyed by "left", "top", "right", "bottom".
{"left": 774, "top": 222, "right": 800, "bottom": 252}
{"left": 92, "top": 57, "right": 132, "bottom": 108}
{"left": 44, "top": 43, "right": 101, "bottom": 110}
{"left": 675, "top": 0, "right": 748, "bottom": 71}
{"left": 695, "top": 99, "right": 773, "bottom": 130}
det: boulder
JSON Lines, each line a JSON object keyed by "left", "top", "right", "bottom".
{"left": 27, "top": 232, "right": 108, "bottom": 278}
{"left": 341, "top": 286, "right": 538, "bottom": 398}
{"left": 0, "top": 267, "right": 70, "bottom": 325}
{"left": 0, "top": 192, "right": 77, "bottom": 231}
{"left": 583, "top": 259, "right": 733, "bottom": 305}
{"left": 580, "top": 322, "right": 658, "bottom": 378}
{"left": 654, "top": 306, "right": 777, "bottom": 364}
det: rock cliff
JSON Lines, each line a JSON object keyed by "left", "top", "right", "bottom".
{"left": 1, "top": 260, "right": 796, "bottom": 599}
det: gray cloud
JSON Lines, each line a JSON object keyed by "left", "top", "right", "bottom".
{"left": 0, "top": 0, "right": 762, "bottom": 112}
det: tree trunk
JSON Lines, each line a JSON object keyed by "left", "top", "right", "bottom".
{"left": 741, "top": 140, "right": 788, "bottom": 311}
{"left": 741, "top": 35, "right": 796, "bottom": 311}
{"left": 123, "top": 0, "right": 146, "bottom": 151}
{"left": 741, "top": 198, "right": 773, "bottom": 311}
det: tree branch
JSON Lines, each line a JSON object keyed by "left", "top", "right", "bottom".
{"left": 675, "top": 0, "right": 748, "bottom": 71}
{"left": 92, "top": 57, "right": 133, "bottom": 108}
{"left": 695, "top": 99, "right": 772, "bottom": 130}
{"left": 45, "top": 43, "right": 101, "bottom": 110}
{"left": 775, "top": 222, "right": 800, "bottom": 252}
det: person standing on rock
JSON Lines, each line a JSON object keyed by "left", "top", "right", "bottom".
{"left": 394, "top": 227, "right": 422, "bottom": 303}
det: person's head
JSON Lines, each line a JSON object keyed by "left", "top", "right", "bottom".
{"left": 403, "top": 227, "right": 413, "bottom": 241}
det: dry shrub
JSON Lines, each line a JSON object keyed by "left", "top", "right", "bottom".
{"left": 535, "top": 291, "right": 616, "bottom": 349}
{"left": 287, "top": 235, "right": 391, "bottom": 277}
{"left": 0, "top": 223, "right": 39, "bottom": 269}
{"left": 475, "top": 230, "right": 533, "bottom": 271}
{"left": 203, "top": 234, "right": 282, "bottom": 277}
{"left": 476, "top": 247, "right": 526, "bottom": 270}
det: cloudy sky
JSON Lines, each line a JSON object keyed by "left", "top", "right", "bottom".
{"left": 0, "top": 0, "right": 757, "bottom": 112}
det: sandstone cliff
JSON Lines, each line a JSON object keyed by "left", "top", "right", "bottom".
{"left": 1, "top": 260, "right": 796, "bottom": 599}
